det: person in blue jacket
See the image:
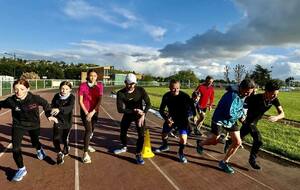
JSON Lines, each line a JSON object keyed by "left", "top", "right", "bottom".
{"left": 196, "top": 79, "right": 255, "bottom": 174}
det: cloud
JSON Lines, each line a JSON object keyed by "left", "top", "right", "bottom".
{"left": 158, "top": 0, "right": 300, "bottom": 79}
{"left": 63, "top": 0, "right": 166, "bottom": 40}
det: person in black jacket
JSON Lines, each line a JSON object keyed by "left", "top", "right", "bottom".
{"left": 155, "top": 79, "right": 196, "bottom": 164}
{"left": 0, "top": 79, "right": 51, "bottom": 182}
{"left": 48, "top": 81, "right": 75, "bottom": 165}
{"left": 114, "top": 73, "right": 151, "bottom": 165}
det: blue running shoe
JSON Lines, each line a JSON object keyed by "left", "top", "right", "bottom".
{"left": 178, "top": 154, "right": 188, "bottom": 164}
{"left": 37, "top": 148, "right": 46, "bottom": 160}
{"left": 219, "top": 160, "right": 234, "bottom": 174}
{"left": 136, "top": 154, "right": 145, "bottom": 165}
{"left": 12, "top": 167, "right": 27, "bottom": 182}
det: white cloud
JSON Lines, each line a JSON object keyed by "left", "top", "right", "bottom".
{"left": 158, "top": 0, "right": 300, "bottom": 80}
{"left": 63, "top": 0, "right": 166, "bottom": 40}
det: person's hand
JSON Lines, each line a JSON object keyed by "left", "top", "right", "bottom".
{"left": 134, "top": 109, "right": 145, "bottom": 116}
{"left": 137, "top": 114, "right": 145, "bottom": 127}
{"left": 167, "top": 117, "right": 174, "bottom": 127}
{"left": 239, "top": 116, "right": 246, "bottom": 124}
{"left": 86, "top": 111, "right": 95, "bottom": 122}
{"left": 48, "top": 116, "right": 58, "bottom": 123}
{"left": 193, "top": 116, "right": 198, "bottom": 124}
{"left": 208, "top": 105, "right": 212, "bottom": 111}
{"left": 51, "top": 108, "right": 60, "bottom": 116}
{"left": 268, "top": 116, "right": 278, "bottom": 122}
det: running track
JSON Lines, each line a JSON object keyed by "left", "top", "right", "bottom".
{"left": 0, "top": 88, "right": 299, "bottom": 190}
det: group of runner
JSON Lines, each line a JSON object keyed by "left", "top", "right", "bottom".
{"left": 0, "top": 70, "right": 284, "bottom": 181}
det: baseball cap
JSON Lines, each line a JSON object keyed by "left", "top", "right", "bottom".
{"left": 125, "top": 73, "right": 137, "bottom": 84}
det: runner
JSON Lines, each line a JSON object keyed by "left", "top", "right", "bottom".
{"left": 114, "top": 73, "right": 151, "bottom": 165}
{"left": 196, "top": 79, "right": 255, "bottom": 174}
{"left": 224, "top": 80, "right": 284, "bottom": 170}
{"left": 78, "top": 69, "right": 103, "bottom": 163}
{"left": 0, "top": 79, "right": 51, "bottom": 181}
{"left": 194, "top": 75, "right": 214, "bottom": 135}
{"left": 155, "top": 79, "right": 196, "bottom": 163}
{"left": 48, "top": 81, "right": 75, "bottom": 165}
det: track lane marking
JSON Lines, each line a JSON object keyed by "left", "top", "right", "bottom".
{"left": 100, "top": 105, "right": 181, "bottom": 190}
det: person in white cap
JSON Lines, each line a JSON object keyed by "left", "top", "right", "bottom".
{"left": 114, "top": 73, "right": 151, "bottom": 165}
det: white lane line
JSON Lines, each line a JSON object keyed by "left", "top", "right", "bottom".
{"left": 100, "top": 105, "right": 181, "bottom": 190}
{"left": 0, "top": 110, "right": 10, "bottom": 116}
{"left": 74, "top": 99, "right": 80, "bottom": 190}
{"left": 0, "top": 111, "right": 45, "bottom": 158}
{"left": 146, "top": 117, "right": 275, "bottom": 190}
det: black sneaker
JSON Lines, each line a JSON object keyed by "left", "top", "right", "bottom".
{"left": 57, "top": 152, "right": 64, "bottom": 165}
{"left": 249, "top": 159, "right": 261, "bottom": 170}
{"left": 63, "top": 146, "right": 70, "bottom": 156}
{"left": 154, "top": 145, "right": 169, "bottom": 153}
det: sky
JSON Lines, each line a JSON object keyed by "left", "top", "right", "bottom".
{"left": 1, "top": 0, "right": 300, "bottom": 80}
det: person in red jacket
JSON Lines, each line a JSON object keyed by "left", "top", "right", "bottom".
{"left": 194, "top": 75, "right": 214, "bottom": 135}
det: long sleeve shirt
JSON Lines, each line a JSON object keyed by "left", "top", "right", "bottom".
{"left": 117, "top": 86, "right": 151, "bottom": 115}
{"left": 159, "top": 91, "right": 196, "bottom": 122}
{"left": 51, "top": 93, "right": 75, "bottom": 129}
{"left": 0, "top": 92, "right": 51, "bottom": 129}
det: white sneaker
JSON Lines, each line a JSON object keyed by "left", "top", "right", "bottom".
{"left": 82, "top": 152, "right": 91, "bottom": 164}
{"left": 12, "top": 167, "right": 27, "bottom": 182}
{"left": 37, "top": 148, "right": 46, "bottom": 160}
{"left": 88, "top": 146, "right": 96, "bottom": 153}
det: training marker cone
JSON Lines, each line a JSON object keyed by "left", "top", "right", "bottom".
{"left": 142, "top": 129, "right": 155, "bottom": 158}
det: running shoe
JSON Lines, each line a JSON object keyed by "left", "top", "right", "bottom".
{"left": 136, "top": 154, "right": 145, "bottom": 165}
{"left": 57, "top": 152, "right": 65, "bottom": 165}
{"left": 178, "top": 154, "right": 188, "bottom": 164}
{"left": 249, "top": 159, "right": 261, "bottom": 170}
{"left": 37, "top": 148, "right": 46, "bottom": 160}
{"left": 12, "top": 167, "right": 27, "bottom": 182}
{"left": 154, "top": 145, "right": 169, "bottom": 153}
{"left": 88, "top": 146, "right": 96, "bottom": 153}
{"left": 82, "top": 152, "right": 91, "bottom": 163}
{"left": 196, "top": 140, "right": 203, "bottom": 154}
{"left": 218, "top": 160, "right": 234, "bottom": 174}
{"left": 63, "top": 145, "right": 70, "bottom": 156}
{"left": 113, "top": 147, "right": 127, "bottom": 155}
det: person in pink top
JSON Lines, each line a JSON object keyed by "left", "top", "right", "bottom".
{"left": 78, "top": 69, "right": 103, "bottom": 163}
{"left": 194, "top": 75, "right": 214, "bottom": 135}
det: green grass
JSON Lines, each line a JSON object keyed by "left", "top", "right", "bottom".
{"left": 144, "top": 87, "right": 300, "bottom": 161}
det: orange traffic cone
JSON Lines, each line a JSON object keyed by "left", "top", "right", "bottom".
{"left": 142, "top": 129, "right": 155, "bottom": 158}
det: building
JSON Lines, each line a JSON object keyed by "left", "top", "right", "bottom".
{"left": 81, "top": 66, "right": 114, "bottom": 83}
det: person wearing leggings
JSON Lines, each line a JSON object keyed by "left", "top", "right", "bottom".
{"left": 48, "top": 81, "right": 75, "bottom": 165}
{"left": 114, "top": 73, "right": 151, "bottom": 165}
{"left": 78, "top": 69, "right": 103, "bottom": 163}
{"left": 0, "top": 79, "right": 51, "bottom": 182}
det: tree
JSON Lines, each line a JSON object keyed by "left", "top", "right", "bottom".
{"left": 285, "top": 76, "right": 294, "bottom": 86}
{"left": 233, "top": 64, "right": 246, "bottom": 84}
{"left": 250, "top": 64, "right": 271, "bottom": 88}
{"left": 166, "top": 70, "right": 199, "bottom": 85}
{"left": 224, "top": 65, "right": 230, "bottom": 83}
{"left": 20, "top": 72, "right": 40, "bottom": 79}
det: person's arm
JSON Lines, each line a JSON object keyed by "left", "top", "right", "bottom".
{"left": 116, "top": 91, "right": 134, "bottom": 114}
{"left": 37, "top": 95, "right": 52, "bottom": 117}
{"left": 0, "top": 98, "right": 13, "bottom": 110}
{"left": 209, "top": 88, "right": 214, "bottom": 110}
{"left": 142, "top": 88, "right": 151, "bottom": 113}
{"left": 268, "top": 99, "right": 285, "bottom": 122}
{"left": 159, "top": 95, "right": 168, "bottom": 120}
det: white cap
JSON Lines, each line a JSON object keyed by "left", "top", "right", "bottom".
{"left": 125, "top": 73, "right": 137, "bottom": 84}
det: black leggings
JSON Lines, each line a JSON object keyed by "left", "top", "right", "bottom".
{"left": 12, "top": 127, "right": 42, "bottom": 168}
{"left": 53, "top": 124, "right": 71, "bottom": 153}
{"left": 120, "top": 114, "right": 145, "bottom": 154}
{"left": 80, "top": 109, "right": 98, "bottom": 152}
{"left": 240, "top": 122, "right": 263, "bottom": 160}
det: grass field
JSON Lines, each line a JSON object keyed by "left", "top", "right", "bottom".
{"left": 144, "top": 87, "right": 300, "bottom": 161}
